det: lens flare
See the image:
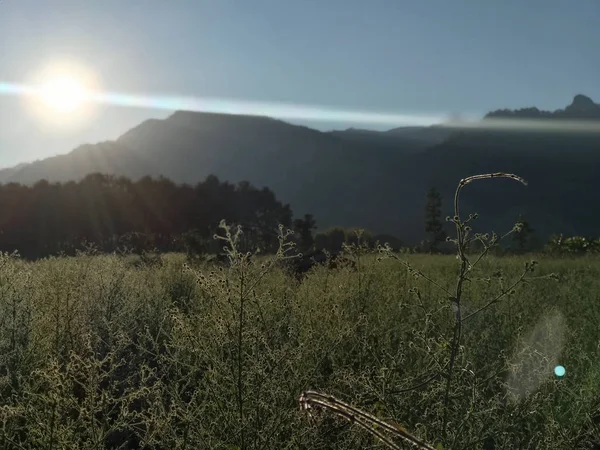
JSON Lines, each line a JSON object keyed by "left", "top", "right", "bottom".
{"left": 38, "top": 75, "right": 87, "bottom": 113}
{"left": 506, "top": 310, "right": 566, "bottom": 403}
{"left": 2, "top": 78, "right": 600, "bottom": 132}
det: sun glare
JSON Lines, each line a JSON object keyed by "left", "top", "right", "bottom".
{"left": 25, "top": 61, "right": 100, "bottom": 126}
{"left": 39, "top": 75, "right": 87, "bottom": 113}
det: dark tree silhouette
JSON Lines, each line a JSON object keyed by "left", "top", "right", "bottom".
{"left": 313, "top": 227, "right": 380, "bottom": 252}
{"left": 0, "top": 173, "right": 296, "bottom": 259}
{"left": 513, "top": 214, "right": 534, "bottom": 252}
{"left": 314, "top": 228, "right": 346, "bottom": 253}
{"left": 293, "top": 214, "right": 317, "bottom": 251}
{"left": 424, "top": 187, "right": 447, "bottom": 252}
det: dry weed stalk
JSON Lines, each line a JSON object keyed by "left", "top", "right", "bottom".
{"left": 442, "top": 172, "right": 528, "bottom": 432}
{"left": 299, "top": 390, "right": 436, "bottom": 450}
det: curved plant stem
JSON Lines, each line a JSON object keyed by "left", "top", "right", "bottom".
{"left": 299, "top": 390, "right": 436, "bottom": 450}
{"left": 442, "top": 173, "right": 527, "bottom": 438}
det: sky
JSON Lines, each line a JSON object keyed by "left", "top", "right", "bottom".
{"left": 0, "top": 0, "right": 599, "bottom": 168}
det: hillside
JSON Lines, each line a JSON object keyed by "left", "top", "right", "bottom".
{"left": 327, "top": 125, "right": 454, "bottom": 154}
{"left": 1, "top": 95, "right": 600, "bottom": 244}
{"left": 1, "top": 112, "right": 431, "bottom": 241}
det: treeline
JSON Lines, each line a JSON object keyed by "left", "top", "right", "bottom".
{"left": 311, "top": 227, "right": 403, "bottom": 252}
{"left": 544, "top": 235, "right": 600, "bottom": 254}
{"left": 0, "top": 173, "right": 294, "bottom": 258}
{"left": 420, "top": 187, "right": 594, "bottom": 255}
{"left": 7, "top": 173, "right": 589, "bottom": 260}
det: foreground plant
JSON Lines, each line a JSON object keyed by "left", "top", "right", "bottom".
{"left": 299, "top": 172, "right": 559, "bottom": 449}
{"left": 187, "top": 220, "right": 298, "bottom": 450}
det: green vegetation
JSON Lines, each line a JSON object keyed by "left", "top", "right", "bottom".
{"left": 0, "top": 236, "right": 597, "bottom": 448}
{"left": 0, "top": 171, "right": 599, "bottom": 449}
{"left": 545, "top": 235, "right": 600, "bottom": 255}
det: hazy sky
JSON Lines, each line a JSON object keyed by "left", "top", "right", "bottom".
{"left": 0, "top": 0, "right": 599, "bottom": 167}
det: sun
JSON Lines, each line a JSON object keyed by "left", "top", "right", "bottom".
{"left": 25, "top": 60, "right": 100, "bottom": 126}
{"left": 39, "top": 75, "right": 87, "bottom": 113}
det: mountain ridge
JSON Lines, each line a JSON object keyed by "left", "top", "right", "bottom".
{"left": 485, "top": 94, "right": 600, "bottom": 120}
{"left": 0, "top": 94, "right": 598, "bottom": 244}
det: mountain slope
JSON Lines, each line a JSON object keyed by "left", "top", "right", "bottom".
{"left": 1, "top": 95, "right": 599, "bottom": 244}
{"left": 3, "top": 141, "right": 160, "bottom": 185}
{"left": 416, "top": 95, "right": 600, "bottom": 238}
{"left": 0, "top": 112, "right": 430, "bottom": 239}
{"left": 328, "top": 125, "right": 454, "bottom": 154}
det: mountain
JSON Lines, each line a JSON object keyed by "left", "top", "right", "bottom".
{"left": 485, "top": 94, "right": 600, "bottom": 120}
{"left": 0, "top": 162, "right": 29, "bottom": 181}
{"left": 1, "top": 95, "right": 600, "bottom": 245}
{"left": 416, "top": 94, "right": 600, "bottom": 239}
{"left": 1, "top": 112, "right": 432, "bottom": 240}
{"left": 328, "top": 125, "right": 454, "bottom": 154}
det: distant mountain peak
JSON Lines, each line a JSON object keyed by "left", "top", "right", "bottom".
{"left": 570, "top": 94, "right": 595, "bottom": 107}
{"left": 485, "top": 94, "right": 600, "bottom": 120}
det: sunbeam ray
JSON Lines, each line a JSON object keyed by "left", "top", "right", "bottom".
{"left": 2, "top": 80, "right": 600, "bottom": 132}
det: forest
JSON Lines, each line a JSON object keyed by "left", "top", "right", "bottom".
{"left": 0, "top": 173, "right": 295, "bottom": 258}
{"left": 0, "top": 171, "right": 595, "bottom": 261}
{"left": 0, "top": 172, "right": 412, "bottom": 260}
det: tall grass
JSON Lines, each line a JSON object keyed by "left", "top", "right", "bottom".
{"left": 0, "top": 185, "right": 597, "bottom": 447}
{"left": 298, "top": 172, "right": 557, "bottom": 449}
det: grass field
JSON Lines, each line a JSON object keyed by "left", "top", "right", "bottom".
{"left": 0, "top": 246, "right": 598, "bottom": 449}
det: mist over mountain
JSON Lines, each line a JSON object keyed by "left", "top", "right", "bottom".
{"left": 485, "top": 94, "right": 600, "bottom": 120}
{"left": 1, "top": 95, "right": 599, "bottom": 244}
{"left": 328, "top": 125, "right": 454, "bottom": 153}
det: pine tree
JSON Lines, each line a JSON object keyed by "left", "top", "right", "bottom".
{"left": 424, "top": 187, "right": 447, "bottom": 252}
{"left": 513, "top": 214, "right": 534, "bottom": 252}
{"left": 293, "top": 214, "right": 317, "bottom": 250}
